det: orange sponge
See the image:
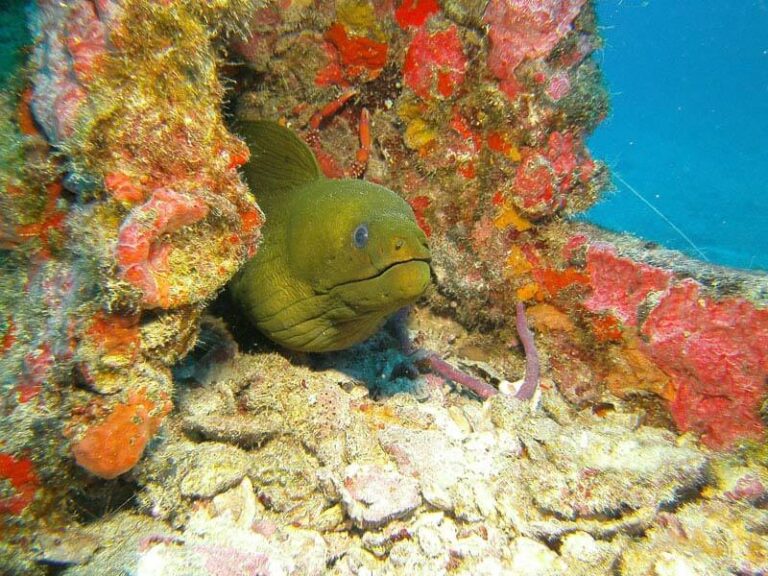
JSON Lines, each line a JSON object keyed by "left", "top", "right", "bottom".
{"left": 71, "top": 389, "right": 170, "bottom": 479}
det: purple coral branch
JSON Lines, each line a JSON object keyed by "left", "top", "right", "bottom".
{"left": 422, "top": 352, "right": 499, "bottom": 400}
{"left": 514, "top": 302, "right": 540, "bottom": 400}
{"left": 394, "top": 304, "right": 539, "bottom": 401}
{"left": 392, "top": 307, "right": 499, "bottom": 399}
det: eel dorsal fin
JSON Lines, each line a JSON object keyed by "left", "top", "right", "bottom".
{"left": 238, "top": 121, "right": 322, "bottom": 202}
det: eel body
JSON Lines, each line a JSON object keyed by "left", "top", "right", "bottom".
{"left": 230, "top": 121, "right": 431, "bottom": 352}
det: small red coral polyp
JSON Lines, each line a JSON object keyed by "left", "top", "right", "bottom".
{"left": 105, "top": 172, "right": 145, "bottom": 203}
{"left": 239, "top": 208, "right": 263, "bottom": 234}
{"left": 395, "top": 0, "right": 440, "bottom": 28}
{"left": 14, "top": 181, "right": 67, "bottom": 258}
{"left": 450, "top": 112, "right": 481, "bottom": 152}
{"left": 0, "top": 453, "right": 39, "bottom": 515}
{"left": 404, "top": 25, "right": 467, "bottom": 100}
{"left": 487, "top": 132, "right": 514, "bottom": 156}
{"left": 590, "top": 313, "right": 623, "bottom": 342}
{"left": 1, "top": 317, "right": 16, "bottom": 354}
{"left": 86, "top": 311, "right": 141, "bottom": 361}
{"left": 226, "top": 140, "right": 250, "bottom": 170}
{"left": 17, "top": 87, "right": 40, "bottom": 137}
{"left": 408, "top": 195, "right": 432, "bottom": 237}
{"left": 323, "top": 23, "right": 388, "bottom": 82}
{"left": 534, "top": 267, "right": 590, "bottom": 298}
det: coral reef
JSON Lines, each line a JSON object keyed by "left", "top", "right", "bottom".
{"left": 0, "top": 0, "right": 262, "bottom": 540}
{"left": 3, "top": 0, "right": 761, "bottom": 487}
{"left": 1, "top": 0, "right": 767, "bottom": 571}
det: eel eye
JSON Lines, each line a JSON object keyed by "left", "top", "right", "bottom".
{"left": 353, "top": 224, "right": 369, "bottom": 249}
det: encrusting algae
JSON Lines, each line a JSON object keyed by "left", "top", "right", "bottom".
{"left": 1, "top": 0, "right": 263, "bottom": 501}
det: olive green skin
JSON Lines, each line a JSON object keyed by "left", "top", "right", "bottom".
{"left": 231, "top": 140, "right": 431, "bottom": 352}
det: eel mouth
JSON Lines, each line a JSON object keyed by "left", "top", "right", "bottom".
{"left": 329, "top": 259, "right": 433, "bottom": 313}
{"left": 328, "top": 257, "right": 433, "bottom": 291}
{"left": 262, "top": 259, "right": 432, "bottom": 352}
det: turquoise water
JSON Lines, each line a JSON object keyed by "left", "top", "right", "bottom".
{"left": 0, "top": 1, "right": 28, "bottom": 87}
{"left": 585, "top": 1, "right": 768, "bottom": 271}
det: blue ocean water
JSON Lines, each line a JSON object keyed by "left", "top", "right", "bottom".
{"left": 584, "top": 1, "right": 768, "bottom": 271}
{"left": 0, "top": 2, "right": 28, "bottom": 86}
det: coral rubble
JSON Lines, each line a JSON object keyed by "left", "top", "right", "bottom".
{"left": 40, "top": 343, "right": 768, "bottom": 575}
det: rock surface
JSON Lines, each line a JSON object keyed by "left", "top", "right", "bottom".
{"left": 55, "top": 336, "right": 768, "bottom": 575}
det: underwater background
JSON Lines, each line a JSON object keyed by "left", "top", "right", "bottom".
{"left": 585, "top": 0, "right": 768, "bottom": 271}
{"left": 0, "top": 2, "right": 30, "bottom": 87}
{"left": 2, "top": 0, "right": 766, "bottom": 270}
{"left": 1, "top": 0, "right": 768, "bottom": 574}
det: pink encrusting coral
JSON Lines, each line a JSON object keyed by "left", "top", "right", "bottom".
{"left": 65, "top": 0, "right": 107, "bottom": 83}
{"left": 582, "top": 242, "right": 768, "bottom": 449}
{"left": 642, "top": 280, "right": 768, "bottom": 449}
{"left": 0, "top": 0, "right": 262, "bottom": 498}
{"left": 584, "top": 243, "right": 672, "bottom": 326}
{"left": 483, "top": 0, "right": 587, "bottom": 98}
{"left": 116, "top": 188, "right": 210, "bottom": 308}
{"left": 2, "top": 0, "right": 766, "bottom": 546}
{"left": 403, "top": 25, "right": 468, "bottom": 99}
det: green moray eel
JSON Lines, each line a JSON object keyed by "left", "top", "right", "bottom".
{"left": 230, "top": 121, "right": 432, "bottom": 352}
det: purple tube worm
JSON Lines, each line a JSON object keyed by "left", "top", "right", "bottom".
{"left": 514, "top": 302, "right": 540, "bottom": 400}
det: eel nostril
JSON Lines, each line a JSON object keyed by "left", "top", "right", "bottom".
{"left": 395, "top": 238, "right": 404, "bottom": 250}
